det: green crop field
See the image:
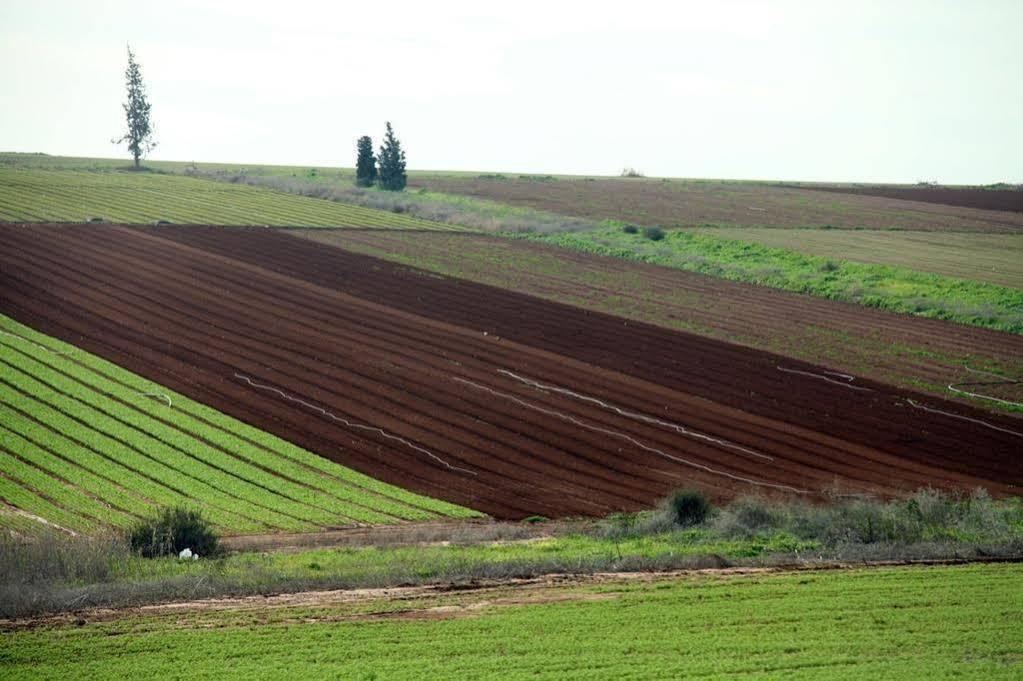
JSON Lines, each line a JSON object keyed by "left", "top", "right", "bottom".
{"left": 0, "top": 314, "right": 479, "bottom": 536}
{"left": 693, "top": 227, "right": 1023, "bottom": 288}
{"left": 528, "top": 227, "right": 1023, "bottom": 334}
{"left": 0, "top": 166, "right": 460, "bottom": 229}
{"left": 3, "top": 563, "right": 1019, "bottom": 679}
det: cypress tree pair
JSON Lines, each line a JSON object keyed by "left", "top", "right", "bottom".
{"left": 354, "top": 122, "right": 407, "bottom": 191}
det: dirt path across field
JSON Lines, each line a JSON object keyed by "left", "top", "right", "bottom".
{"left": 5, "top": 558, "right": 1018, "bottom": 631}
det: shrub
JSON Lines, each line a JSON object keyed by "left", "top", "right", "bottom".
{"left": 643, "top": 226, "right": 665, "bottom": 241}
{"left": 666, "top": 490, "right": 711, "bottom": 527}
{"left": 622, "top": 224, "right": 638, "bottom": 234}
{"left": 620, "top": 167, "right": 645, "bottom": 178}
{"left": 128, "top": 506, "right": 221, "bottom": 558}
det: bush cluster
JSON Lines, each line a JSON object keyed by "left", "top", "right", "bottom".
{"left": 128, "top": 506, "right": 221, "bottom": 558}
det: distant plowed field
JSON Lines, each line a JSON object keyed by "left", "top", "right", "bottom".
{"left": 1, "top": 225, "right": 1020, "bottom": 519}
{"left": 293, "top": 230, "right": 1023, "bottom": 407}
{"left": 409, "top": 177, "right": 1023, "bottom": 232}
{"left": 788, "top": 184, "right": 1023, "bottom": 213}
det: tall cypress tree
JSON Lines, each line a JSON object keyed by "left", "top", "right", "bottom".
{"left": 355, "top": 136, "right": 377, "bottom": 187}
{"left": 115, "top": 46, "right": 155, "bottom": 169}
{"left": 377, "top": 122, "right": 407, "bottom": 191}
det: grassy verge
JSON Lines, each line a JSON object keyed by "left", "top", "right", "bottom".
{"left": 204, "top": 172, "right": 599, "bottom": 233}
{"left": 692, "top": 227, "right": 1023, "bottom": 288}
{"left": 525, "top": 227, "right": 1023, "bottom": 333}
{"left": 3, "top": 563, "right": 1021, "bottom": 678}
{"left": 3, "top": 489, "right": 1019, "bottom": 619}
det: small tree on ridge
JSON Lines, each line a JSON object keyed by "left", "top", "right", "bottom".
{"left": 114, "top": 46, "right": 156, "bottom": 169}
{"left": 377, "top": 121, "right": 407, "bottom": 191}
{"left": 355, "top": 135, "right": 377, "bottom": 187}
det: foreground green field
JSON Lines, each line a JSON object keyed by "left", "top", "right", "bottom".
{"left": 528, "top": 227, "right": 1023, "bottom": 334}
{"left": 0, "top": 167, "right": 458, "bottom": 229}
{"left": 693, "top": 227, "right": 1023, "bottom": 288}
{"left": 3, "top": 563, "right": 1020, "bottom": 679}
{"left": 0, "top": 315, "right": 478, "bottom": 535}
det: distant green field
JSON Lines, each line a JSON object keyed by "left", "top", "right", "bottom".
{"left": 694, "top": 227, "right": 1023, "bottom": 288}
{"left": 0, "top": 166, "right": 459, "bottom": 229}
{"left": 3, "top": 563, "right": 1019, "bottom": 679}
{"left": 528, "top": 227, "right": 1023, "bottom": 334}
{"left": 0, "top": 315, "right": 479, "bottom": 536}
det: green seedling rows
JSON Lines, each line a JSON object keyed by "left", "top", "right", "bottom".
{"left": 0, "top": 314, "right": 481, "bottom": 535}
{"left": 0, "top": 168, "right": 462, "bottom": 229}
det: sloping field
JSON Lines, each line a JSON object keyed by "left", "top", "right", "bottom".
{"left": 295, "top": 230, "right": 1023, "bottom": 410}
{"left": 1, "top": 225, "right": 1019, "bottom": 520}
{"left": 0, "top": 314, "right": 476, "bottom": 536}
{"left": 691, "top": 228, "right": 1023, "bottom": 288}
{"left": 4, "top": 564, "right": 1021, "bottom": 679}
{"left": 410, "top": 176, "right": 1023, "bottom": 232}
{"left": 0, "top": 168, "right": 457, "bottom": 229}
{"left": 790, "top": 183, "right": 1023, "bottom": 213}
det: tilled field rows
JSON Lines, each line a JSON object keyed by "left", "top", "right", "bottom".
{"left": 295, "top": 229, "right": 1023, "bottom": 397}
{"left": 1, "top": 225, "right": 1020, "bottom": 518}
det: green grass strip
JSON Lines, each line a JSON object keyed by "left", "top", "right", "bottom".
{"left": 526, "top": 227, "right": 1023, "bottom": 333}
{"left": 1, "top": 564, "right": 1020, "bottom": 678}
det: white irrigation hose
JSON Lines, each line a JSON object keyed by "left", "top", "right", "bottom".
{"left": 496, "top": 369, "right": 774, "bottom": 462}
{"left": 906, "top": 399, "right": 1023, "bottom": 439}
{"left": 776, "top": 365, "right": 873, "bottom": 392}
{"left": 946, "top": 365, "right": 1023, "bottom": 408}
{"left": 234, "top": 373, "right": 476, "bottom": 475}
{"left": 946, "top": 386, "right": 1023, "bottom": 409}
{"left": 454, "top": 376, "right": 808, "bottom": 494}
{"left": 128, "top": 391, "right": 173, "bottom": 407}
{"left": 963, "top": 365, "right": 1020, "bottom": 382}
{"left": 0, "top": 329, "right": 75, "bottom": 356}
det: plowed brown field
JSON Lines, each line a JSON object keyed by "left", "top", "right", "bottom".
{"left": 410, "top": 177, "right": 1023, "bottom": 232}
{"left": 293, "top": 229, "right": 1023, "bottom": 406}
{"left": 1, "top": 224, "right": 1020, "bottom": 519}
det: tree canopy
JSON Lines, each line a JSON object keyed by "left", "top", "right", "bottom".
{"left": 355, "top": 135, "right": 377, "bottom": 187}
{"left": 377, "top": 122, "right": 407, "bottom": 191}
{"left": 114, "top": 46, "right": 155, "bottom": 169}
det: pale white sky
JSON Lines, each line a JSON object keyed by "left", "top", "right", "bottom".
{"left": 1, "top": 0, "right": 1020, "bottom": 183}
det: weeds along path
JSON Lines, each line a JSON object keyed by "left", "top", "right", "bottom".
{"left": 1, "top": 224, "right": 1020, "bottom": 519}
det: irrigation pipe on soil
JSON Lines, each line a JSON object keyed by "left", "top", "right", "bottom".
{"left": 906, "top": 399, "right": 1023, "bottom": 439}
{"left": 454, "top": 376, "right": 808, "bottom": 495}
{"left": 234, "top": 373, "right": 476, "bottom": 475}
{"left": 946, "top": 365, "right": 1023, "bottom": 409}
{"left": 497, "top": 369, "right": 774, "bottom": 462}
{"left": 776, "top": 365, "right": 873, "bottom": 392}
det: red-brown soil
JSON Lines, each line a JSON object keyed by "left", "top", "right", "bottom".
{"left": 409, "top": 177, "right": 1023, "bottom": 232}
{"left": 1, "top": 224, "right": 1020, "bottom": 519}
{"left": 294, "top": 229, "right": 1023, "bottom": 407}
{"left": 786, "top": 184, "right": 1023, "bottom": 214}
